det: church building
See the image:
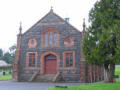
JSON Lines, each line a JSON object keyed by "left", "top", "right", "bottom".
{"left": 12, "top": 9, "right": 104, "bottom": 83}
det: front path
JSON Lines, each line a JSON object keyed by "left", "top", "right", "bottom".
{"left": 0, "top": 80, "right": 83, "bottom": 90}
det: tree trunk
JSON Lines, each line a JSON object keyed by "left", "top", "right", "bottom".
{"left": 104, "top": 63, "right": 115, "bottom": 83}
{"left": 104, "top": 69, "right": 109, "bottom": 82}
{"left": 109, "top": 63, "right": 115, "bottom": 83}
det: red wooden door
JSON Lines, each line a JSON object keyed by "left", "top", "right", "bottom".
{"left": 45, "top": 59, "right": 57, "bottom": 74}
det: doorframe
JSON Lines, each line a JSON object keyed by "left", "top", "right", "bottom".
{"left": 40, "top": 51, "right": 60, "bottom": 74}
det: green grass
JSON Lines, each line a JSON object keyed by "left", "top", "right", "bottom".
{"left": 48, "top": 65, "right": 120, "bottom": 90}
{"left": 47, "top": 84, "right": 120, "bottom": 90}
{"left": 0, "top": 74, "right": 12, "bottom": 80}
{"left": 115, "top": 66, "right": 120, "bottom": 75}
{"left": 115, "top": 65, "right": 120, "bottom": 83}
{"left": 116, "top": 78, "right": 120, "bottom": 83}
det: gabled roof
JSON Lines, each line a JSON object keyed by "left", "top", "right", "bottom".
{"left": 23, "top": 9, "right": 81, "bottom": 35}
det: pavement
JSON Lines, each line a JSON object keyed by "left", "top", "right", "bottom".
{"left": 0, "top": 80, "right": 83, "bottom": 90}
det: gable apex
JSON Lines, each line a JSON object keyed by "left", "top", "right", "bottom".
{"left": 23, "top": 10, "right": 81, "bottom": 35}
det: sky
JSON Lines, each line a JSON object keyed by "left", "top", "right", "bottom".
{"left": 0, "top": 0, "right": 97, "bottom": 51}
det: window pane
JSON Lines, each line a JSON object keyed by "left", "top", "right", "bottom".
{"left": 45, "top": 33, "right": 48, "bottom": 46}
{"left": 49, "top": 32, "right": 53, "bottom": 45}
{"left": 32, "top": 53, "right": 35, "bottom": 66}
{"left": 67, "top": 39, "right": 72, "bottom": 43}
{"left": 31, "top": 40, "right": 35, "bottom": 44}
{"left": 54, "top": 32, "right": 57, "bottom": 46}
{"left": 66, "top": 54, "right": 70, "bottom": 67}
{"left": 29, "top": 53, "right": 35, "bottom": 67}
{"left": 29, "top": 53, "right": 32, "bottom": 67}
{"left": 65, "top": 53, "right": 73, "bottom": 67}
{"left": 29, "top": 55, "right": 32, "bottom": 67}
{"left": 69, "top": 54, "right": 73, "bottom": 67}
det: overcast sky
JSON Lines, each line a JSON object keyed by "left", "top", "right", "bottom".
{"left": 0, "top": 0, "right": 97, "bottom": 51}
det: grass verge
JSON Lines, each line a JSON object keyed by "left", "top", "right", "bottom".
{"left": 115, "top": 65, "right": 120, "bottom": 83}
{"left": 48, "top": 65, "right": 120, "bottom": 90}
{"left": 116, "top": 78, "right": 120, "bottom": 83}
{"left": 0, "top": 74, "right": 12, "bottom": 80}
{"left": 47, "top": 83, "right": 120, "bottom": 90}
{"left": 115, "top": 66, "right": 120, "bottom": 75}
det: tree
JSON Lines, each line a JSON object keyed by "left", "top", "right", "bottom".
{"left": 2, "top": 52, "right": 12, "bottom": 63}
{"left": 83, "top": 0, "right": 120, "bottom": 82}
{"left": 8, "top": 44, "right": 16, "bottom": 64}
{"left": 2, "top": 45, "right": 16, "bottom": 64}
{"left": 9, "top": 44, "right": 16, "bottom": 54}
{"left": 9, "top": 44, "right": 16, "bottom": 58}
{"left": 0, "top": 49, "right": 3, "bottom": 59}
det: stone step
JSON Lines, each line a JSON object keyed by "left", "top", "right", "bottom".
{"left": 33, "top": 74, "right": 55, "bottom": 82}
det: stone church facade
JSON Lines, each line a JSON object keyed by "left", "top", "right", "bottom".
{"left": 12, "top": 9, "right": 104, "bottom": 83}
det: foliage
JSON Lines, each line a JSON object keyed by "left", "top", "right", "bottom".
{"left": 83, "top": 0, "right": 120, "bottom": 82}
{"left": 2, "top": 52, "right": 13, "bottom": 64}
{"left": 0, "top": 45, "right": 16, "bottom": 64}
{"left": 83, "top": 0, "right": 120, "bottom": 65}
{"left": 0, "top": 49, "right": 3, "bottom": 60}
{"left": 47, "top": 84, "right": 120, "bottom": 90}
{"left": 9, "top": 44, "right": 16, "bottom": 56}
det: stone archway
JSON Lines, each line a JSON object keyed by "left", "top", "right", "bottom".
{"left": 40, "top": 51, "right": 60, "bottom": 74}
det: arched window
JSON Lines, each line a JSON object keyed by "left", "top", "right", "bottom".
{"left": 42, "top": 28, "right": 59, "bottom": 47}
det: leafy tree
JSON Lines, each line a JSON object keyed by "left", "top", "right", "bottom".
{"left": 2, "top": 52, "right": 12, "bottom": 63}
{"left": 0, "top": 49, "right": 3, "bottom": 59}
{"left": 8, "top": 44, "right": 16, "bottom": 64}
{"left": 83, "top": 0, "right": 120, "bottom": 82}
{"left": 9, "top": 44, "right": 16, "bottom": 58}
{"left": 9, "top": 44, "right": 16, "bottom": 54}
{"left": 1, "top": 45, "right": 16, "bottom": 64}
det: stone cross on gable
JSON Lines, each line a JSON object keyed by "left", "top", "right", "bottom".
{"left": 50, "top": 0, "right": 54, "bottom": 10}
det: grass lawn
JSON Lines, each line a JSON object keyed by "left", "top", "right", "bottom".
{"left": 116, "top": 78, "right": 120, "bottom": 83}
{"left": 115, "top": 66, "right": 120, "bottom": 75}
{"left": 48, "top": 65, "right": 120, "bottom": 90}
{"left": 115, "top": 65, "right": 120, "bottom": 83}
{"left": 47, "top": 83, "right": 120, "bottom": 90}
{"left": 0, "top": 74, "right": 12, "bottom": 80}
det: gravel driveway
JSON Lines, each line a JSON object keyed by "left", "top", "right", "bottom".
{"left": 0, "top": 80, "right": 83, "bottom": 90}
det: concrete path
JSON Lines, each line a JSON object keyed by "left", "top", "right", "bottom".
{"left": 0, "top": 80, "right": 83, "bottom": 90}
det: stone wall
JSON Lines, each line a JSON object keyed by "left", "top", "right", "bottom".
{"left": 18, "top": 13, "right": 82, "bottom": 81}
{"left": 13, "top": 11, "right": 105, "bottom": 83}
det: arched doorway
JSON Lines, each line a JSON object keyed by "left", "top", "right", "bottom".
{"left": 44, "top": 54, "right": 57, "bottom": 74}
{"left": 40, "top": 51, "right": 60, "bottom": 74}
